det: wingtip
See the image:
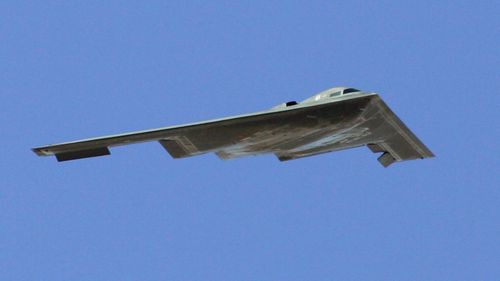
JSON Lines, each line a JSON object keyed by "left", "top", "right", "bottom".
{"left": 32, "top": 147, "right": 50, "bottom": 156}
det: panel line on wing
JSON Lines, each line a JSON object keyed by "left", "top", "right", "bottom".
{"left": 174, "top": 136, "right": 199, "bottom": 154}
{"left": 374, "top": 98, "right": 427, "bottom": 157}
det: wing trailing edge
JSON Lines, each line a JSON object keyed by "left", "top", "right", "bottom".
{"left": 54, "top": 147, "right": 110, "bottom": 162}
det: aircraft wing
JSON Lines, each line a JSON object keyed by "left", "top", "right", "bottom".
{"left": 32, "top": 94, "right": 433, "bottom": 167}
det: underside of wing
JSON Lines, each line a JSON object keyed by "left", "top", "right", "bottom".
{"left": 32, "top": 93, "right": 433, "bottom": 166}
{"left": 273, "top": 95, "right": 434, "bottom": 167}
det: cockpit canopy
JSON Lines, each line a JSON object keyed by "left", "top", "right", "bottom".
{"left": 272, "top": 87, "right": 362, "bottom": 109}
{"left": 301, "top": 87, "right": 361, "bottom": 103}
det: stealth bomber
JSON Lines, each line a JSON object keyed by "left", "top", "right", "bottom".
{"left": 32, "top": 87, "right": 434, "bottom": 167}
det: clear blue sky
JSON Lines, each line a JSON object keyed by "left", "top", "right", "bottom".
{"left": 2, "top": 1, "right": 499, "bottom": 280}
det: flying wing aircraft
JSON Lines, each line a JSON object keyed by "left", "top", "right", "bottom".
{"left": 32, "top": 87, "right": 434, "bottom": 167}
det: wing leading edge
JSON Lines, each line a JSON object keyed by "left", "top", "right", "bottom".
{"left": 32, "top": 92, "right": 433, "bottom": 166}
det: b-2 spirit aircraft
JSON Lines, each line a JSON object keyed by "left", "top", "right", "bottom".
{"left": 32, "top": 87, "right": 434, "bottom": 167}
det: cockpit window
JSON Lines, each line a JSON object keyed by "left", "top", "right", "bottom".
{"left": 343, "top": 88, "right": 360, "bottom": 95}
{"left": 329, "top": 91, "right": 342, "bottom": 97}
